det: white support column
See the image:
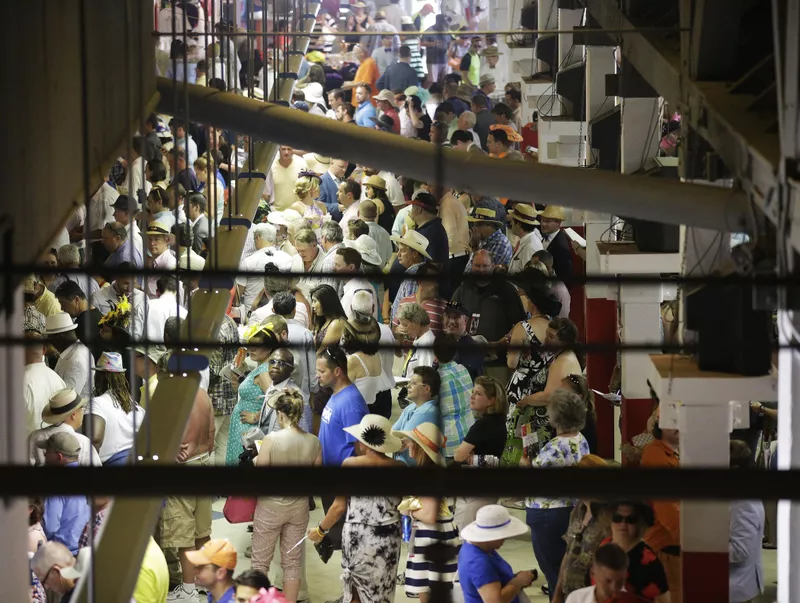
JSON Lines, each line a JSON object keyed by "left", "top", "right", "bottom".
{"left": 0, "top": 284, "right": 30, "bottom": 603}
{"left": 557, "top": 8, "right": 584, "bottom": 68}
{"left": 777, "top": 311, "right": 800, "bottom": 603}
{"left": 537, "top": 0, "right": 558, "bottom": 74}
{"left": 620, "top": 98, "right": 662, "bottom": 174}
{"left": 584, "top": 45, "right": 616, "bottom": 164}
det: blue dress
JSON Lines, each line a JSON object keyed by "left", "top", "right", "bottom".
{"left": 226, "top": 362, "right": 269, "bottom": 466}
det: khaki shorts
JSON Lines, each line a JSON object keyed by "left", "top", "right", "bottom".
{"left": 160, "top": 454, "right": 213, "bottom": 548}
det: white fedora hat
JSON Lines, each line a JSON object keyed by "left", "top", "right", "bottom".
{"left": 45, "top": 312, "right": 77, "bottom": 335}
{"left": 459, "top": 504, "right": 529, "bottom": 543}
{"left": 267, "top": 209, "right": 303, "bottom": 227}
{"left": 344, "top": 414, "right": 403, "bottom": 454}
{"left": 345, "top": 234, "right": 383, "bottom": 266}
{"left": 41, "top": 388, "right": 87, "bottom": 425}
{"left": 389, "top": 230, "right": 432, "bottom": 260}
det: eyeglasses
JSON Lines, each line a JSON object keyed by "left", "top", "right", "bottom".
{"left": 269, "top": 358, "right": 293, "bottom": 368}
{"left": 612, "top": 513, "right": 639, "bottom": 525}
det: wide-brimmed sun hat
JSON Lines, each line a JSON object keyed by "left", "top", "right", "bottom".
{"left": 540, "top": 205, "right": 567, "bottom": 221}
{"left": 344, "top": 415, "right": 403, "bottom": 454}
{"left": 389, "top": 230, "right": 432, "bottom": 260}
{"left": 480, "top": 46, "right": 503, "bottom": 58}
{"left": 392, "top": 422, "right": 446, "bottom": 467}
{"left": 373, "top": 89, "right": 399, "bottom": 107}
{"left": 267, "top": 209, "right": 303, "bottom": 227}
{"left": 460, "top": 504, "right": 529, "bottom": 542}
{"left": 304, "top": 82, "right": 326, "bottom": 106}
{"left": 41, "top": 388, "right": 87, "bottom": 425}
{"left": 345, "top": 234, "right": 383, "bottom": 266}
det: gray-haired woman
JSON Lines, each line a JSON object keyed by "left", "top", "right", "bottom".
{"left": 519, "top": 389, "right": 589, "bottom": 600}
{"left": 397, "top": 302, "right": 435, "bottom": 377}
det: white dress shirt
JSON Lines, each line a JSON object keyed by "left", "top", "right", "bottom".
{"left": 236, "top": 246, "right": 294, "bottom": 312}
{"left": 508, "top": 230, "right": 544, "bottom": 274}
{"left": 286, "top": 322, "right": 316, "bottom": 399}
{"left": 54, "top": 341, "right": 95, "bottom": 400}
{"left": 24, "top": 362, "right": 66, "bottom": 434}
{"left": 144, "top": 291, "right": 188, "bottom": 343}
{"left": 147, "top": 249, "right": 177, "bottom": 299}
{"left": 89, "top": 182, "right": 119, "bottom": 231}
{"left": 248, "top": 296, "right": 311, "bottom": 331}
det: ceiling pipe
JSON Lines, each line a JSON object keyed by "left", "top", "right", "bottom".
{"left": 158, "top": 78, "right": 753, "bottom": 233}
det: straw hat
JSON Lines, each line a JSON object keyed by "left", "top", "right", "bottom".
{"left": 467, "top": 206, "right": 503, "bottom": 225}
{"left": 344, "top": 415, "right": 403, "bottom": 454}
{"left": 93, "top": 351, "right": 126, "bottom": 373}
{"left": 345, "top": 234, "right": 383, "bottom": 266}
{"left": 41, "top": 388, "right": 87, "bottom": 424}
{"left": 45, "top": 312, "right": 77, "bottom": 335}
{"left": 456, "top": 83, "right": 474, "bottom": 102}
{"left": 460, "top": 504, "right": 529, "bottom": 542}
{"left": 508, "top": 203, "right": 541, "bottom": 226}
{"left": 389, "top": 230, "right": 432, "bottom": 260}
{"left": 393, "top": 422, "right": 446, "bottom": 466}
{"left": 267, "top": 209, "right": 303, "bottom": 227}
{"left": 373, "top": 89, "right": 398, "bottom": 107}
{"left": 480, "top": 46, "right": 503, "bottom": 58}
{"left": 363, "top": 174, "right": 387, "bottom": 190}
{"left": 540, "top": 205, "right": 567, "bottom": 221}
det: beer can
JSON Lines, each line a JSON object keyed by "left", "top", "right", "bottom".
{"left": 402, "top": 515, "right": 413, "bottom": 542}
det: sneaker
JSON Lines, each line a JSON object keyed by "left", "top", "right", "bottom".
{"left": 166, "top": 585, "right": 198, "bottom": 601}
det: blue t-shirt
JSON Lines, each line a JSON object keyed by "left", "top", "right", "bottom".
{"left": 391, "top": 399, "right": 440, "bottom": 465}
{"left": 319, "top": 384, "right": 369, "bottom": 466}
{"left": 458, "top": 541, "right": 519, "bottom": 603}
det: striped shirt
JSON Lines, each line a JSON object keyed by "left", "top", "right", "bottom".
{"left": 438, "top": 361, "right": 475, "bottom": 457}
{"left": 405, "top": 37, "right": 426, "bottom": 80}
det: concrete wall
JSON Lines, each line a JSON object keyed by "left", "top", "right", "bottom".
{"left": 3, "top": 0, "right": 156, "bottom": 269}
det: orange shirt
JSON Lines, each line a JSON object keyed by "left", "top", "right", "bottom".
{"left": 640, "top": 439, "right": 680, "bottom": 551}
{"left": 353, "top": 58, "right": 379, "bottom": 105}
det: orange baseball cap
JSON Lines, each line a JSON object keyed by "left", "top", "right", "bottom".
{"left": 185, "top": 539, "right": 237, "bottom": 570}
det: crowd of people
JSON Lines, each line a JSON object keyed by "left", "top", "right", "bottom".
{"left": 20, "top": 1, "right": 768, "bottom": 603}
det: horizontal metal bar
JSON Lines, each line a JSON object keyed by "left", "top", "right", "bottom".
{"left": 13, "top": 263, "right": 798, "bottom": 287}
{"left": 152, "top": 27, "right": 692, "bottom": 38}
{"left": 156, "top": 79, "right": 752, "bottom": 233}
{"left": 2, "top": 467, "right": 796, "bottom": 500}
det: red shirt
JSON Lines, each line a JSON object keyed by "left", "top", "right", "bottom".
{"left": 384, "top": 107, "right": 401, "bottom": 134}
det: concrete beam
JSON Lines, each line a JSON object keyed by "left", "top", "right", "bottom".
{"left": 157, "top": 78, "right": 753, "bottom": 233}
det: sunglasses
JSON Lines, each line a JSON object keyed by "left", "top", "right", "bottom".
{"left": 269, "top": 358, "right": 293, "bottom": 368}
{"left": 612, "top": 513, "right": 639, "bottom": 525}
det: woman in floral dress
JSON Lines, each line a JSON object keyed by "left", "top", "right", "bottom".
{"left": 308, "top": 415, "right": 405, "bottom": 603}
{"left": 503, "top": 269, "right": 562, "bottom": 466}
{"left": 520, "top": 389, "right": 589, "bottom": 599}
{"left": 226, "top": 323, "right": 281, "bottom": 465}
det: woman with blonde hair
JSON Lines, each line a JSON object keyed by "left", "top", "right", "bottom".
{"left": 289, "top": 171, "right": 327, "bottom": 232}
{"left": 395, "top": 422, "right": 460, "bottom": 602}
{"left": 194, "top": 153, "right": 226, "bottom": 226}
{"left": 453, "top": 376, "right": 509, "bottom": 531}
{"left": 252, "top": 389, "right": 321, "bottom": 602}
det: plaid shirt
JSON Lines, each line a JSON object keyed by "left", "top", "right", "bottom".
{"left": 78, "top": 506, "right": 109, "bottom": 549}
{"left": 209, "top": 314, "right": 240, "bottom": 416}
{"left": 465, "top": 229, "right": 513, "bottom": 271}
{"left": 438, "top": 361, "right": 476, "bottom": 457}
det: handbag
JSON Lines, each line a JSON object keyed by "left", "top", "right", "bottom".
{"left": 223, "top": 496, "right": 257, "bottom": 524}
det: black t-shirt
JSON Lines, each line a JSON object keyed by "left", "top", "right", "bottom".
{"left": 416, "top": 113, "right": 432, "bottom": 141}
{"left": 464, "top": 413, "right": 507, "bottom": 458}
{"left": 459, "top": 52, "right": 473, "bottom": 72}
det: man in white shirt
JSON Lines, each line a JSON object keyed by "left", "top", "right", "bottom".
{"left": 24, "top": 331, "right": 66, "bottom": 434}
{"left": 508, "top": 204, "right": 544, "bottom": 274}
{"left": 88, "top": 181, "right": 118, "bottom": 237}
{"left": 28, "top": 388, "right": 101, "bottom": 467}
{"left": 47, "top": 313, "right": 95, "bottom": 401}
{"left": 318, "top": 221, "right": 346, "bottom": 296}
{"left": 170, "top": 118, "right": 198, "bottom": 165}
{"left": 565, "top": 543, "right": 629, "bottom": 603}
{"left": 128, "top": 136, "right": 154, "bottom": 205}
{"left": 338, "top": 179, "right": 362, "bottom": 229}
{"left": 145, "top": 276, "right": 188, "bottom": 343}
{"left": 334, "top": 246, "right": 377, "bottom": 319}
{"left": 269, "top": 146, "right": 307, "bottom": 210}
{"left": 236, "top": 223, "right": 293, "bottom": 313}
{"left": 111, "top": 195, "right": 143, "bottom": 259}
{"left": 145, "top": 222, "right": 177, "bottom": 299}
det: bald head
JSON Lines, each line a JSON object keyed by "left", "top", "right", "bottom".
{"left": 471, "top": 249, "right": 494, "bottom": 275}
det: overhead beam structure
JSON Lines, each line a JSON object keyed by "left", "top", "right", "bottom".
{"left": 157, "top": 78, "right": 752, "bottom": 233}
{"left": 581, "top": 0, "right": 783, "bottom": 225}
